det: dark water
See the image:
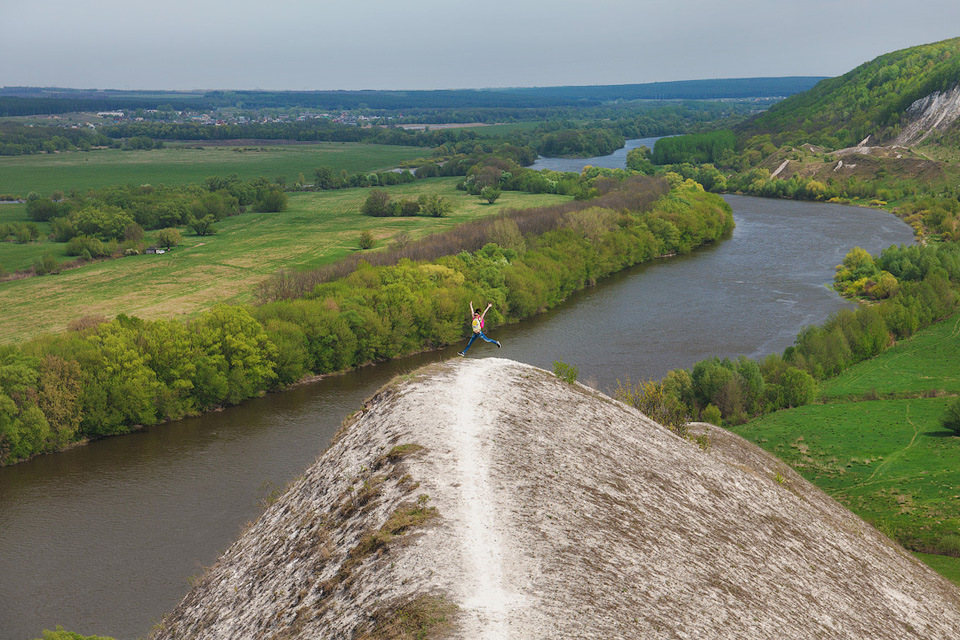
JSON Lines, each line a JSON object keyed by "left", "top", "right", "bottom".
{"left": 0, "top": 195, "right": 915, "bottom": 640}
{"left": 529, "top": 137, "right": 664, "bottom": 172}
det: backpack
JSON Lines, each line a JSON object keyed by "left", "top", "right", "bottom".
{"left": 472, "top": 316, "right": 482, "bottom": 333}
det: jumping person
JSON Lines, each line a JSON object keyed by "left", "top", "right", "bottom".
{"left": 458, "top": 301, "right": 501, "bottom": 355}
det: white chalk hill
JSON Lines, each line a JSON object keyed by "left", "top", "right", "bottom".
{"left": 152, "top": 358, "right": 960, "bottom": 639}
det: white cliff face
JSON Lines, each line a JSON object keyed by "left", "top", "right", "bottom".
{"left": 894, "top": 85, "right": 960, "bottom": 146}
{"left": 152, "top": 359, "right": 960, "bottom": 640}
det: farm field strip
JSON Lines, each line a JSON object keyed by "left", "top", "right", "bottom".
{"left": 0, "top": 142, "right": 428, "bottom": 195}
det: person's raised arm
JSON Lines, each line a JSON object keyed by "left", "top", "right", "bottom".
{"left": 480, "top": 302, "right": 492, "bottom": 320}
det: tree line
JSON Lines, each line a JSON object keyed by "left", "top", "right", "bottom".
{"left": 0, "top": 175, "right": 734, "bottom": 464}
{"left": 0, "top": 122, "right": 114, "bottom": 156}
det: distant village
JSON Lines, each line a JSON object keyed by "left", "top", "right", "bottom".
{"left": 94, "top": 109, "right": 376, "bottom": 126}
{"left": 26, "top": 108, "right": 389, "bottom": 131}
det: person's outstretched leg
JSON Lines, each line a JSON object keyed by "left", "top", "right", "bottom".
{"left": 459, "top": 333, "right": 479, "bottom": 355}
{"left": 477, "top": 331, "right": 499, "bottom": 347}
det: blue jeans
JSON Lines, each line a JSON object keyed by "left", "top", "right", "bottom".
{"left": 462, "top": 331, "right": 497, "bottom": 353}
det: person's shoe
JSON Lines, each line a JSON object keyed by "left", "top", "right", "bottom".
{"left": 457, "top": 351, "right": 465, "bottom": 356}
{"left": 496, "top": 341, "right": 502, "bottom": 348}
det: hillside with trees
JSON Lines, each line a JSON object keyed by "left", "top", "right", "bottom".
{"left": 736, "top": 37, "right": 960, "bottom": 150}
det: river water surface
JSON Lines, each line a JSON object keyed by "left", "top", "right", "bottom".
{"left": 0, "top": 169, "right": 916, "bottom": 640}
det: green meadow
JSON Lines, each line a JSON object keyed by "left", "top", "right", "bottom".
{"left": 733, "top": 311, "right": 960, "bottom": 585}
{"left": 822, "top": 314, "right": 960, "bottom": 399}
{"left": 0, "top": 142, "right": 428, "bottom": 196}
{"left": 0, "top": 178, "right": 568, "bottom": 343}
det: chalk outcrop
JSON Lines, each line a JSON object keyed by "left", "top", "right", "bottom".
{"left": 894, "top": 85, "right": 960, "bottom": 147}
{"left": 152, "top": 358, "right": 960, "bottom": 639}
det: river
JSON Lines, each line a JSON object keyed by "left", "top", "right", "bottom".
{"left": 529, "top": 136, "right": 664, "bottom": 172}
{"left": 0, "top": 159, "right": 916, "bottom": 640}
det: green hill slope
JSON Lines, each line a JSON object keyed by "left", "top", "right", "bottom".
{"left": 738, "top": 37, "right": 960, "bottom": 149}
{"left": 733, "top": 312, "right": 960, "bottom": 583}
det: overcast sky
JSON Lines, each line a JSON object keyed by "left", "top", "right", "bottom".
{"left": 3, "top": 0, "right": 960, "bottom": 91}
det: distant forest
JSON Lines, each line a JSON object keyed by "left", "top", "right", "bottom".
{"left": 0, "top": 77, "right": 826, "bottom": 117}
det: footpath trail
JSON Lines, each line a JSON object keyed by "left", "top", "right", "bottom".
{"left": 448, "top": 358, "right": 521, "bottom": 638}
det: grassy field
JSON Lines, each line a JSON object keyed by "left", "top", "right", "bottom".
{"left": 733, "top": 311, "right": 960, "bottom": 585}
{"left": 0, "top": 142, "right": 429, "bottom": 196}
{"left": 0, "top": 178, "right": 569, "bottom": 343}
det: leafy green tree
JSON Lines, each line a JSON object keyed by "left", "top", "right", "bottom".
{"left": 780, "top": 367, "right": 818, "bottom": 407}
{"left": 418, "top": 194, "right": 452, "bottom": 217}
{"left": 362, "top": 189, "right": 392, "bottom": 217}
{"left": 480, "top": 186, "right": 501, "bottom": 204}
{"left": 37, "top": 355, "right": 83, "bottom": 448}
{"left": 314, "top": 166, "right": 337, "bottom": 189}
{"left": 626, "top": 146, "right": 654, "bottom": 174}
{"left": 27, "top": 198, "right": 60, "bottom": 222}
{"left": 256, "top": 188, "right": 288, "bottom": 213}
{"left": 78, "top": 319, "right": 161, "bottom": 436}
{"left": 73, "top": 205, "right": 135, "bottom": 241}
{"left": 155, "top": 227, "right": 182, "bottom": 249}
{"left": 189, "top": 215, "right": 217, "bottom": 236}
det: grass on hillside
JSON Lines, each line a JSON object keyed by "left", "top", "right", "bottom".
{"left": 733, "top": 311, "right": 960, "bottom": 585}
{"left": 0, "top": 142, "right": 429, "bottom": 196}
{"left": 822, "top": 313, "right": 960, "bottom": 400}
{"left": 0, "top": 178, "right": 569, "bottom": 343}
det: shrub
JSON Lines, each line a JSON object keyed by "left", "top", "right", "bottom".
{"left": 419, "top": 194, "right": 452, "bottom": 218}
{"left": 614, "top": 377, "right": 689, "bottom": 432}
{"left": 358, "top": 230, "right": 375, "bottom": 250}
{"left": 780, "top": 367, "right": 819, "bottom": 407}
{"left": 27, "top": 198, "right": 60, "bottom": 222}
{"left": 31, "top": 624, "right": 116, "bottom": 639}
{"left": 362, "top": 189, "right": 392, "bottom": 217}
{"left": 50, "top": 217, "right": 78, "bottom": 242}
{"left": 66, "top": 235, "right": 108, "bottom": 258}
{"left": 552, "top": 360, "right": 579, "bottom": 384}
{"left": 941, "top": 397, "right": 960, "bottom": 435}
{"left": 701, "top": 404, "right": 722, "bottom": 425}
{"left": 256, "top": 188, "right": 288, "bottom": 213}
{"left": 33, "top": 253, "right": 60, "bottom": 275}
{"left": 73, "top": 205, "right": 135, "bottom": 241}
{"left": 398, "top": 199, "right": 421, "bottom": 216}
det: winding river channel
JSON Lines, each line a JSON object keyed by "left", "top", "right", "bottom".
{"left": 0, "top": 143, "right": 916, "bottom": 640}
